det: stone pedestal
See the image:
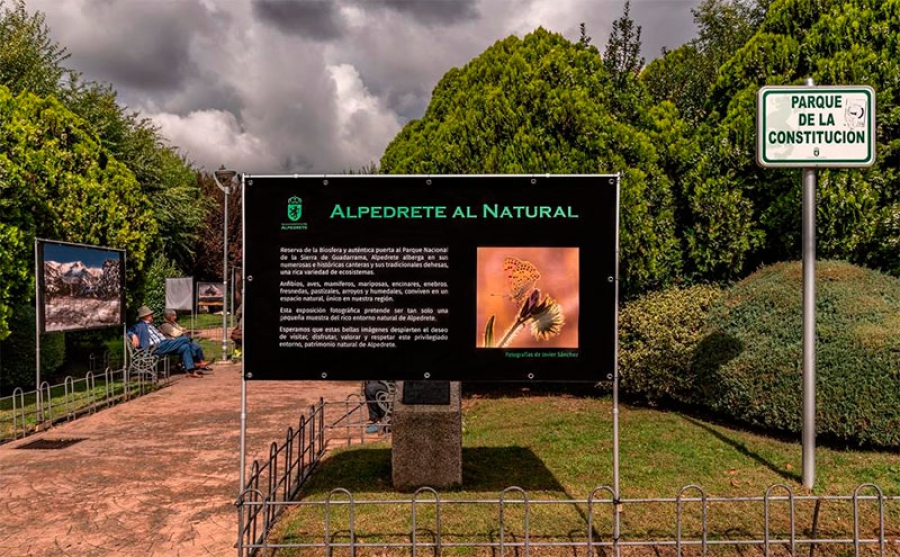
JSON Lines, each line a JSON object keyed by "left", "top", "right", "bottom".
{"left": 391, "top": 381, "right": 462, "bottom": 490}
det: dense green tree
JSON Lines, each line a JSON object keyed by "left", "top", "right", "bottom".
{"left": 602, "top": 1, "right": 650, "bottom": 119}
{"left": 189, "top": 171, "right": 242, "bottom": 283}
{"left": 142, "top": 253, "right": 183, "bottom": 318}
{"left": 0, "top": 0, "right": 73, "bottom": 98}
{"left": 636, "top": 1, "right": 771, "bottom": 281}
{"left": 0, "top": 1, "right": 211, "bottom": 337}
{"left": 603, "top": 0, "right": 644, "bottom": 86}
{"left": 642, "top": 0, "right": 769, "bottom": 124}
{"left": 63, "top": 83, "right": 210, "bottom": 273}
{"left": 0, "top": 86, "right": 157, "bottom": 339}
{"left": 699, "top": 0, "right": 900, "bottom": 276}
{"left": 693, "top": 0, "right": 769, "bottom": 63}
{"left": 380, "top": 28, "right": 681, "bottom": 295}
{"left": 0, "top": 2, "right": 208, "bottom": 274}
{"left": 641, "top": 44, "right": 709, "bottom": 123}
{"left": 151, "top": 148, "right": 211, "bottom": 269}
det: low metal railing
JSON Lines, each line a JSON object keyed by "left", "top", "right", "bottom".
{"left": 237, "top": 398, "right": 328, "bottom": 554}
{"left": 238, "top": 486, "right": 898, "bottom": 556}
{"left": 234, "top": 400, "right": 899, "bottom": 557}
{"left": 0, "top": 358, "right": 171, "bottom": 443}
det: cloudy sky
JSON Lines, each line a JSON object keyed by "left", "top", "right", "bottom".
{"left": 29, "top": 0, "right": 700, "bottom": 174}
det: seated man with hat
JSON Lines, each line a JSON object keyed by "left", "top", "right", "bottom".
{"left": 127, "top": 305, "right": 210, "bottom": 378}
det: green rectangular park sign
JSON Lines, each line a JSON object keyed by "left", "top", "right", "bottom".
{"left": 242, "top": 174, "right": 619, "bottom": 381}
{"left": 757, "top": 85, "right": 876, "bottom": 168}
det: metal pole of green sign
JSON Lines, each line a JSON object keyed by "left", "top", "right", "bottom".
{"left": 798, "top": 76, "right": 822, "bottom": 493}
{"left": 801, "top": 168, "right": 816, "bottom": 489}
{"left": 800, "top": 78, "right": 817, "bottom": 491}
{"left": 759, "top": 79, "right": 876, "bottom": 490}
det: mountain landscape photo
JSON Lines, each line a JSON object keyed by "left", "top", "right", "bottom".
{"left": 42, "top": 258, "right": 123, "bottom": 332}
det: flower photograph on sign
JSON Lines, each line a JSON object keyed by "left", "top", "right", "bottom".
{"left": 476, "top": 247, "right": 579, "bottom": 349}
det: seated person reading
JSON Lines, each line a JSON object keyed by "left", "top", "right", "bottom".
{"left": 128, "top": 306, "right": 209, "bottom": 378}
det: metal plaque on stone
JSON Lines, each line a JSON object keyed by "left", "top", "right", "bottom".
{"left": 402, "top": 381, "right": 451, "bottom": 405}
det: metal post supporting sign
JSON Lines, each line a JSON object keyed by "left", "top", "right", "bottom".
{"left": 757, "top": 79, "right": 876, "bottom": 489}
{"left": 214, "top": 169, "right": 241, "bottom": 362}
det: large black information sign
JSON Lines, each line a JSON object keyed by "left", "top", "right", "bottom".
{"left": 243, "top": 175, "right": 618, "bottom": 381}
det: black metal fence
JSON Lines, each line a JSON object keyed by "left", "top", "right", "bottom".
{"left": 237, "top": 398, "right": 328, "bottom": 554}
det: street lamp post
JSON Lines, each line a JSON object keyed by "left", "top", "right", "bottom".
{"left": 213, "top": 168, "right": 238, "bottom": 363}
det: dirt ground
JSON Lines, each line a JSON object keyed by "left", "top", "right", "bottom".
{"left": 0, "top": 362, "right": 362, "bottom": 557}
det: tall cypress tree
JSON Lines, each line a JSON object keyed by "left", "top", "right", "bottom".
{"left": 603, "top": 0, "right": 645, "bottom": 87}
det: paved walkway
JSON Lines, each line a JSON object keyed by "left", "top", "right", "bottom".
{"left": 0, "top": 362, "right": 361, "bottom": 557}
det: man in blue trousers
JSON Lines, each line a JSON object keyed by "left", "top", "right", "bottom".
{"left": 128, "top": 306, "right": 210, "bottom": 378}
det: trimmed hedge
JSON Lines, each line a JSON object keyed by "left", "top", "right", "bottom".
{"left": 692, "top": 261, "right": 900, "bottom": 448}
{"left": 619, "top": 284, "right": 723, "bottom": 404}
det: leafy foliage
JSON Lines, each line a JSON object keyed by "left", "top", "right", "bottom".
{"left": 64, "top": 82, "right": 211, "bottom": 271}
{"left": 142, "top": 253, "right": 183, "bottom": 320}
{"left": 0, "top": 1, "right": 211, "bottom": 340}
{"left": 0, "top": 304, "right": 65, "bottom": 391}
{"left": 619, "top": 284, "right": 723, "bottom": 404}
{"left": 0, "top": 0, "right": 73, "bottom": 98}
{"left": 696, "top": 0, "right": 900, "bottom": 277}
{"left": 641, "top": 44, "right": 709, "bottom": 123}
{"left": 380, "top": 28, "right": 682, "bottom": 295}
{"left": 642, "top": 0, "right": 769, "bottom": 124}
{"left": 603, "top": 0, "right": 644, "bottom": 89}
{"left": 658, "top": 0, "right": 769, "bottom": 115}
{"left": 0, "top": 86, "right": 157, "bottom": 339}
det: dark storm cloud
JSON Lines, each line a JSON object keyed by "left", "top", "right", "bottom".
{"left": 626, "top": 0, "right": 699, "bottom": 60}
{"left": 30, "top": 0, "right": 703, "bottom": 175}
{"left": 279, "top": 153, "right": 315, "bottom": 173}
{"left": 64, "top": 0, "right": 212, "bottom": 93}
{"left": 366, "top": 0, "right": 479, "bottom": 26}
{"left": 253, "top": 0, "right": 344, "bottom": 40}
{"left": 89, "top": 45, "right": 200, "bottom": 93}
{"left": 157, "top": 73, "right": 246, "bottom": 119}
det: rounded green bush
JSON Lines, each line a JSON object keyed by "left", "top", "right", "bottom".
{"left": 693, "top": 260, "right": 900, "bottom": 448}
{"left": 620, "top": 284, "right": 723, "bottom": 404}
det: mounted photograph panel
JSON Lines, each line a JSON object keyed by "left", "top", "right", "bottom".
{"left": 165, "top": 277, "right": 194, "bottom": 311}
{"left": 37, "top": 239, "right": 126, "bottom": 333}
{"left": 196, "top": 281, "right": 225, "bottom": 311}
{"left": 243, "top": 175, "right": 618, "bottom": 381}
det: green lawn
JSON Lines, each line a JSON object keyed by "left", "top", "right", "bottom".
{"left": 268, "top": 394, "right": 900, "bottom": 556}
{"left": 188, "top": 312, "right": 230, "bottom": 330}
